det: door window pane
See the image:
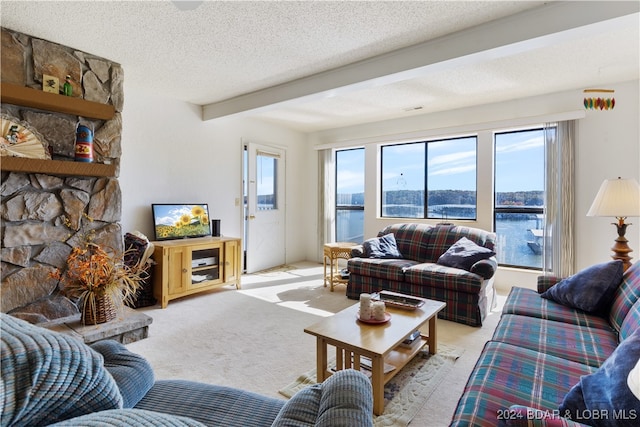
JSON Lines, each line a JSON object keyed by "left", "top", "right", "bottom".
{"left": 336, "top": 148, "right": 364, "bottom": 243}
{"left": 257, "top": 154, "right": 277, "bottom": 210}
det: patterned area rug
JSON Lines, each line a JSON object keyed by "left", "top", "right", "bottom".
{"left": 279, "top": 344, "right": 463, "bottom": 427}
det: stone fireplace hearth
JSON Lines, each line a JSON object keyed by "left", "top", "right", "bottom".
{"left": 1, "top": 27, "right": 128, "bottom": 325}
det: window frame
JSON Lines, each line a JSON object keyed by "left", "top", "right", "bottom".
{"left": 335, "top": 147, "right": 365, "bottom": 243}
{"left": 379, "top": 136, "right": 478, "bottom": 220}
{"left": 493, "top": 127, "right": 547, "bottom": 270}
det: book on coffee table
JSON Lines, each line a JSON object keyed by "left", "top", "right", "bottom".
{"left": 398, "top": 330, "right": 422, "bottom": 349}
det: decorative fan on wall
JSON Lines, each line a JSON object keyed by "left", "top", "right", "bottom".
{"left": 1, "top": 114, "right": 51, "bottom": 159}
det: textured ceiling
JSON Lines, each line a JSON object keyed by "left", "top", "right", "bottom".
{"left": 1, "top": 1, "right": 638, "bottom": 132}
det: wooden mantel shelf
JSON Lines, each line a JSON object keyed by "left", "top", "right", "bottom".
{"left": 1, "top": 82, "right": 115, "bottom": 120}
{"left": 1, "top": 157, "right": 116, "bottom": 177}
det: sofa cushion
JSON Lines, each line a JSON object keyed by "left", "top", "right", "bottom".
{"left": 90, "top": 340, "right": 155, "bottom": 408}
{"left": 424, "top": 224, "right": 496, "bottom": 262}
{"left": 450, "top": 341, "right": 595, "bottom": 427}
{"left": 437, "top": 237, "right": 496, "bottom": 271}
{"left": 315, "top": 369, "right": 374, "bottom": 427}
{"left": 377, "top": 223, "right": 496, "bottom": 264}
{"left": 272, "top": 369, "right": 373, "bottom": 427}
{"left": 541, "top": 260, "right": 623, "bottom": 314}
{"left": 620, "top": 298, "right": 640, "bottom": 341}
{"left": 48, "top": 409, "right": 206, "bottom": 426}
{"left": 609, "top": 261, "right": 640, "bottom": 334}
{"left": 135, "top": 379, "right": 284, "bottom": 427}
{"left": 0, "top": 313, "right": 123, "bottom": 427}
{"left": 404, "top": 263, "right": 484, "bottom": 294}
{"left": 499, "top": 405, "right": 586, "bottom": 427}
{"left": 559, "top": 328, "right": 640, "bottom": 427}
{"left": 362, "top": 233, "right": 403, "bottom": 258}
{"left": 502, "top": 287, "right": 614, "bottom": 330}
{"left": 272, "top": 384, "right": 322, "bottom": 426}
{"left": 378, "top": 223, "right": 434, "bottom": 262}
{"left": 348, "top": 257, "right": 418, "bottom": 282}
{"left": 492, "top": 314, "right": 618, "bottom": 367}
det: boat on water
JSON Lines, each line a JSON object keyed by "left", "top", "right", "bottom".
{"left": 527, "top": 228, "right": 543, "bottom": 255}
{"left": 527, "top": 214, "right": 544, "bottom": 255}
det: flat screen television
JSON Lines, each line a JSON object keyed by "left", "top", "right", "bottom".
{"left": 151, "top": 204, "right": 211, "bottom": 241}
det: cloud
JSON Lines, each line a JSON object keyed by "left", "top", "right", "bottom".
{"left": 496, "top": 135, "right": 544, "bottom": 154}
{"left": 429, "top": 163, "right": 477, "bottom": 176}
{"left": 429, "top": 149, "right": 475, "bottom": 167}
{"left": 337, "top": 170, "right": 365, "bottom": 191}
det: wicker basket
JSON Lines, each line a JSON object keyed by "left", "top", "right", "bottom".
{"left": 82, "top": 294, "right": 117, "bottom": 325}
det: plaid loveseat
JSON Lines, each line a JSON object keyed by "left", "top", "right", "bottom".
{"left": 346, "top": 223, "right": 498, "bottom": 326}
{"left": 1, "top": 313, "right": 374, "bottom": 427}
{"left": 450, "top": 260, "right": 640, "bottom": 426}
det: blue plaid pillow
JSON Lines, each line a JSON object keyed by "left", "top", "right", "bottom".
{"left": 559, "top": 328, "right": 640, "bottom": 426}
{"left": 542, "top": 260, "right": 623, "bottom": 314}
{"left": 363, "top": 233, "right": 403, "bottom": 259}
{"left": 437, "top": 237, "right": 495, "bottom": 271}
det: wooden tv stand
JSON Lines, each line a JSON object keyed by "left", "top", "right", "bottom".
{"left": 151, "top": 236, "right": 241, "bottom": 308}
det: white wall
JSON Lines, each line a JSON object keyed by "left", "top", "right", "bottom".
{"left": 118, "top": 80, "right": 639, "bottom": 286}
{"left": 305, "top": 80, "right": 640, "bottom": 290}
{"left": 119, "top": 85, "right": 309, "bottom": 265}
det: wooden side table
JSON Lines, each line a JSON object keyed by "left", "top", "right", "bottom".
{"left": 323, "top": 242, "right": 358, "bottom": 291}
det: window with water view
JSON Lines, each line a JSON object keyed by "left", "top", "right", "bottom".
{"left": 494, "top": 128, "right": 546, "bottom": 269}
{"left": 381, "top": 137, "right": 477, "bottom": 220}
{"left": 335, "top": 148, "right": 365, "bottom": 243}
{"left": 334, "top": 126, "right": 547, "bottom": 269}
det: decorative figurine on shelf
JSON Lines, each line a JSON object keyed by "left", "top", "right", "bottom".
{"left": 63, "top": 75, "right": 73, "bottom": 96}
{"left": 42, "top": 74, "right": 59, "bottom": 93}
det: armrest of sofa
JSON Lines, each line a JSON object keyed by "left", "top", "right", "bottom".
{"left": 90, "top": 340, "right": 155, "bottom": 408}
{"left": 537, "top": 275, "right": 563, "bottom": 293}
{"left": 351, "top": 245, "right": 365, "bottom": 257}
{"left": 271, "top": 369, "right": 373, "bottom": 427}
{"left": 498, "top": 405, "right": 591, "bottom": 427}
{"left": 470, "top": 257, "right": 498, "bottom": 280}
{"left": 47, "top": 408, "right": 206, "bottom": 426}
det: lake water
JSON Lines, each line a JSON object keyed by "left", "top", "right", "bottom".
{"left": 337, "top": 211, "right": 542, "bottom": 269}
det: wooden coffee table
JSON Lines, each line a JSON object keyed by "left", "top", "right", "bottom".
{"left": 304, "top": 294, "right": 446, "bottom": 415}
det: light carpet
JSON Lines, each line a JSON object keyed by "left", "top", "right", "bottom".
{"left": 127, "top": 261, "right": 504, "bottom": 427}
{"left": 279, "top": 344, "right": 463, "bottom": 427}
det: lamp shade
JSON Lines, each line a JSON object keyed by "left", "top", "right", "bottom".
{"left": 587, "top": 177, "right": 640, "bottom": 217}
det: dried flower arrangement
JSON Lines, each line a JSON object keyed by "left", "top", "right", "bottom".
{"left": 52, "top": 216, "right": 146, "bottom": 324}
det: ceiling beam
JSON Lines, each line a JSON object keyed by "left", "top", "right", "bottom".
{"left": 202, "top": 1, "right": 639, "bottom": 122}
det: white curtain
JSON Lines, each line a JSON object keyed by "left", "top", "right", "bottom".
{"left": 318, "top": 149, "right": 335, "bottom": 255}
{"left": 543, "top": 120, "right": 575, "bottom": 277}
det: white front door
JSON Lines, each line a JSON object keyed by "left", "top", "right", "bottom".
{"left": 244, "top": 142, "right": 286, "bottom": 273}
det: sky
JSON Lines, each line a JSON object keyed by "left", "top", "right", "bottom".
{"left": 337, "top": 129, "right": 545, "bottom": 195}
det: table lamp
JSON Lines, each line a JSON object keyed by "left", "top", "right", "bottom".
{"left": 587, "top": 177, "right": 640, "bottom": 271}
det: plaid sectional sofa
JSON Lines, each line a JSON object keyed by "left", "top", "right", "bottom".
{"left": 1, "top": 313, "right": 374, "bottom": 426}
{"left": 450, "top": 260, "right": 640, "bottom": 426}
{"left": 346, "top": 223, "right": 498, "bottom": 326}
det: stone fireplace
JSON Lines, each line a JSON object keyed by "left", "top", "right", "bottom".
{"left": 1, "top": 27, "right": 126, "bottom": 324}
